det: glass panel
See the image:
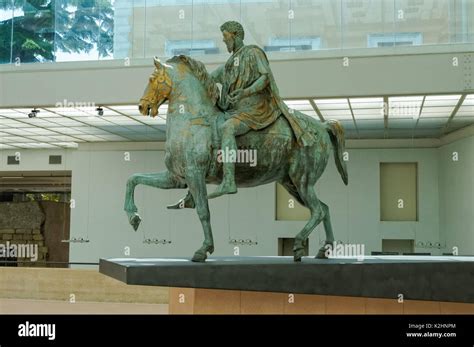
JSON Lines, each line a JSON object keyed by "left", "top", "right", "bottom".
{"left": 113, "top": 0, "right": 136, "bottom": 59}
{"left": 447, "top": 0, "right": 473, "bottom": 43}
{"left": 55, "top": 0, "right": 113, "bottom": 62}
{"left": 144, "top": 0, "right": 192, "bottom": 58}
{"left": 191, "top": 0, "right": 240, "bottom": 57}
{"left": 394, "top": 0, "right": 450, "bottom": 46}
{"left": 290, "top": 0, "right": 341, "bottom": 51}
{"left": 0, "top": 0, "right": 13, "bottom": 64}
{"left": 241, "top": 0, "right": 290, "bottom": 56}
{"left": 12, "top": 0, "right": 55, "bottom": 63}
{"left": 343, "top": 0, "right": 395, "bottom": 49}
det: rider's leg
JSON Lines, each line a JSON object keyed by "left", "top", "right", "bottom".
{"left": 208, "top": 117, "right": 250, "bottom": 199}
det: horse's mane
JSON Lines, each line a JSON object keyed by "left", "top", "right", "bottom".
{"left": 166, "top": 55, "right": 220, "bottom": 105}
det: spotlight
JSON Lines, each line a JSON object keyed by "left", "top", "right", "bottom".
{"left": 96, "top": 106, "right": 104, "bottom": 116}
{"left": 28, "top": 108, "right": 39, "bottom": 118}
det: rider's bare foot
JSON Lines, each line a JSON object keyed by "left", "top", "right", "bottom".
{"left": 207, "top": 182, "right": 237, "bottom": 199}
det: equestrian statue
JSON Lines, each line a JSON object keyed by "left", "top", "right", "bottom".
{"left": 124, "top": 21, "right": 348, "bottom": 262}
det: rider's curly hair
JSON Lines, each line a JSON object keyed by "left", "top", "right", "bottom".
{"left": 220, "top": 21, "right": 244, "bottom": 41}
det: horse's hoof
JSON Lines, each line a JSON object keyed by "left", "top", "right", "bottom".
{"left": 129, "top": 213, "right": 142, "bottom": 231}
{"left": 293, "top": 248, "right": 305, "bottom": 262}
{"left": 315, "top": 247, "right": 329, "bottom": 259}
{"left": 191, "top": 252, "right": 207, "bottom": 262}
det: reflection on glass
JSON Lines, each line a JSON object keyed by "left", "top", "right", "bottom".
{"left": 342, "top": 0, "right": 395, "bottom": 49}
{"left": 290, "top": 0, "right": 341, "bottom": 51}
{"left": 0, "top": 0, "right": 13, "bottom": 63}
{"left": 144, "top": 0, "right": 192, "bottom": 58}
{"left": 241, "top": 0, "right": 290, "bottom": 55}
{"left": 0, "top": 0, "right": 472, "bottom": 65}
{"left": 55, "top": 0, "right": 114, "bottom": 62}
{"left": 191, "top": 0, "right": 239, "bottom": 57}
{"left": 394, "top": 0, "right": 449, "bottom": 46}
{"left": 11, "top": 0, "right": 55, "bottom": 63}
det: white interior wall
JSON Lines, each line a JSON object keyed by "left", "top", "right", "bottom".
{"left": 0, "top": 136, "right": 474, "bottom": 262}
{"left": 0, "top": 141, "right": 454, "bottom": 262}
{"left": 438, "top": 135, "right": 474, "bottom": 256}
{"left": 60, "top": 145, "right": 447, "bottom": 261}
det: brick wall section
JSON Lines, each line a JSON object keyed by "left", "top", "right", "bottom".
{"left": 0, "top": 202, "right": 48, "bottom": 266}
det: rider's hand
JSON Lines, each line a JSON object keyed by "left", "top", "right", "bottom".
{"left": 227, "top": 89, "right": 248, "bottom": 104}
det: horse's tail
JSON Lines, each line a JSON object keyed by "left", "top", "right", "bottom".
{"left": 325, "top": 120, "right": 348, "bottom": 185}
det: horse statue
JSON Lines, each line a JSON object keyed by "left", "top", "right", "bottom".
{"left": 124, "top": 56, "right": 348, "bottom": 262}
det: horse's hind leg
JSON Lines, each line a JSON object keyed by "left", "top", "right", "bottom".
{"left": 186, "top": 172, "right": 214, "bottom": 262}
{"left": 292, "top": 183, "right": 326, "bottom": 262}
{"left": 279, "top": 179, "right": 306, "bottom": 207}
{"left": 315, "top": 201, "right": 335, "bottom": 259}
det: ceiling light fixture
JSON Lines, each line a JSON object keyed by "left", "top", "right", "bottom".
{"left": 28, "top": 108, "right": 39, "bottom": 118}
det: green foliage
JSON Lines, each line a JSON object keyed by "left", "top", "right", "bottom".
{"left": 0, "top": 0, "right": 114, "bottom": 63}
{"left": 26, "top": 192, "right": 70, "bottom": 202}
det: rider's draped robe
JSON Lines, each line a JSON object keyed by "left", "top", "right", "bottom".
{"left": 212, "top": 45, "right": 316, "bottom": 147}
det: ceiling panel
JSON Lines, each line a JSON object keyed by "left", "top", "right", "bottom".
{"left": 102, "top": 116, "right": 144, "bottom": 125}
{"left": 51, "top": 142, "right": 79, "bottom": 148}
{"left": 413, "top": 128, "right": 444, "bottom": 138}
{"left": 313, "top": 98, "right": 349, "bottom": 110}
{"left": 349, "top": 97, "right": 384, "bottom": 109}
{"left": 357, "top": 129, "right": 385, "bottom": 139}
{"left": 0, "top": 94, "right": 473, "bottom": 148}
{"left": 284, "top": 100, "right": 314, "bottom": 112}
{"left": 319, "top": 110, "right": 353, "bottom": 119}
{"left": 47, "top": 118, "right": 87, "bottom": 127}
{"left": 0, "top": 144, "right": 17, "bottom": 149}
{"left": 0, "top": 109, "right": 28, "bottom": 118}
{"left": 1, "top": 136, "right": 34, "bottom": 143}
{"left": 388, "top": 96, "right": 423, "bottom": 118}
{"left": 18, "top": 118, "right": 57, "bottom": 127}
{"left": 417, "top": 118, "right": 448, "bottom": 128}
{"left": 388, "top": 118, "right": 417, "bottom": 129}
{"left": 423, "top": 95, "right": 461, "bottom": 107}
{"left": 352, "top": 108, "right": 383, "bottom": 119}
{"left": 2, "top": 128, "right": 36, "bottom": 136}
{"left": 72, "top": 135, "right": 108, "bottom": 142}
{"left": 356, "top": 119, "right": 385, "bottom": 130}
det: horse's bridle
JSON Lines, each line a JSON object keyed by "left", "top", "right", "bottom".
{"left": 141, "top": 67, "right": 173, "bottom": 110}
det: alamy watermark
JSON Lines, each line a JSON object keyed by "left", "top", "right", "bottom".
{"left": 324, "top": 241, "right": 365, "bottom": 261}
{"left": 217, "top": 147, "right": 257, "bottom": 167}
{"left": 18, "top": 321, "right": 55, "bottom": 341}
{"left": 55, "top": 99, "right": 96, "bottom": 109}
{"left": 0, "top": 242, "right": 38, "bottom": 261}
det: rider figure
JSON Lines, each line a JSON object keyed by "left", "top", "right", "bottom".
{"left": 207, "top": 21, "right": 282, "bottom": 199}
{"left": 169, "top": 21, "right": 315, "bottom": 207}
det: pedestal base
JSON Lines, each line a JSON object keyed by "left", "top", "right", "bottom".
{"left": 168, "top": 287, "right": 474, "bottom": 314}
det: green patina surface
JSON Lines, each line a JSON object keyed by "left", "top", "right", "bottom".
{"left": 124, "top": 21, "right": 348, "bottom": 262}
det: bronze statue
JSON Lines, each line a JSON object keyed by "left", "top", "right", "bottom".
{"left": 124, "top": 21, "right": 348, "bottom": 262}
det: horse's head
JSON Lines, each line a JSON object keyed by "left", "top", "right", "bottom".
{"left": 139, "top": 57, "right": 173, "bottom": 117}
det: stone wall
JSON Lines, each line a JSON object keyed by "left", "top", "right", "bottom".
{"left": 0, "top": 202, "right": 48, "bottom": 266}
{"left": 40, "top": 201, "right": 70, "bottom": 266}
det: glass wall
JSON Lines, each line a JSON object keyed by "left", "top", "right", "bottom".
{"left": 0, "top": 0, "right": 472, "bottom": 65}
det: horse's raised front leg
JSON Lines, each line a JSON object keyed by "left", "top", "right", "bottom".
{"left": 124, "top": 171, "right": 185, "bottom": 231}
{"left": 186, "top": 171, "right": 214, "bottom": 262}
